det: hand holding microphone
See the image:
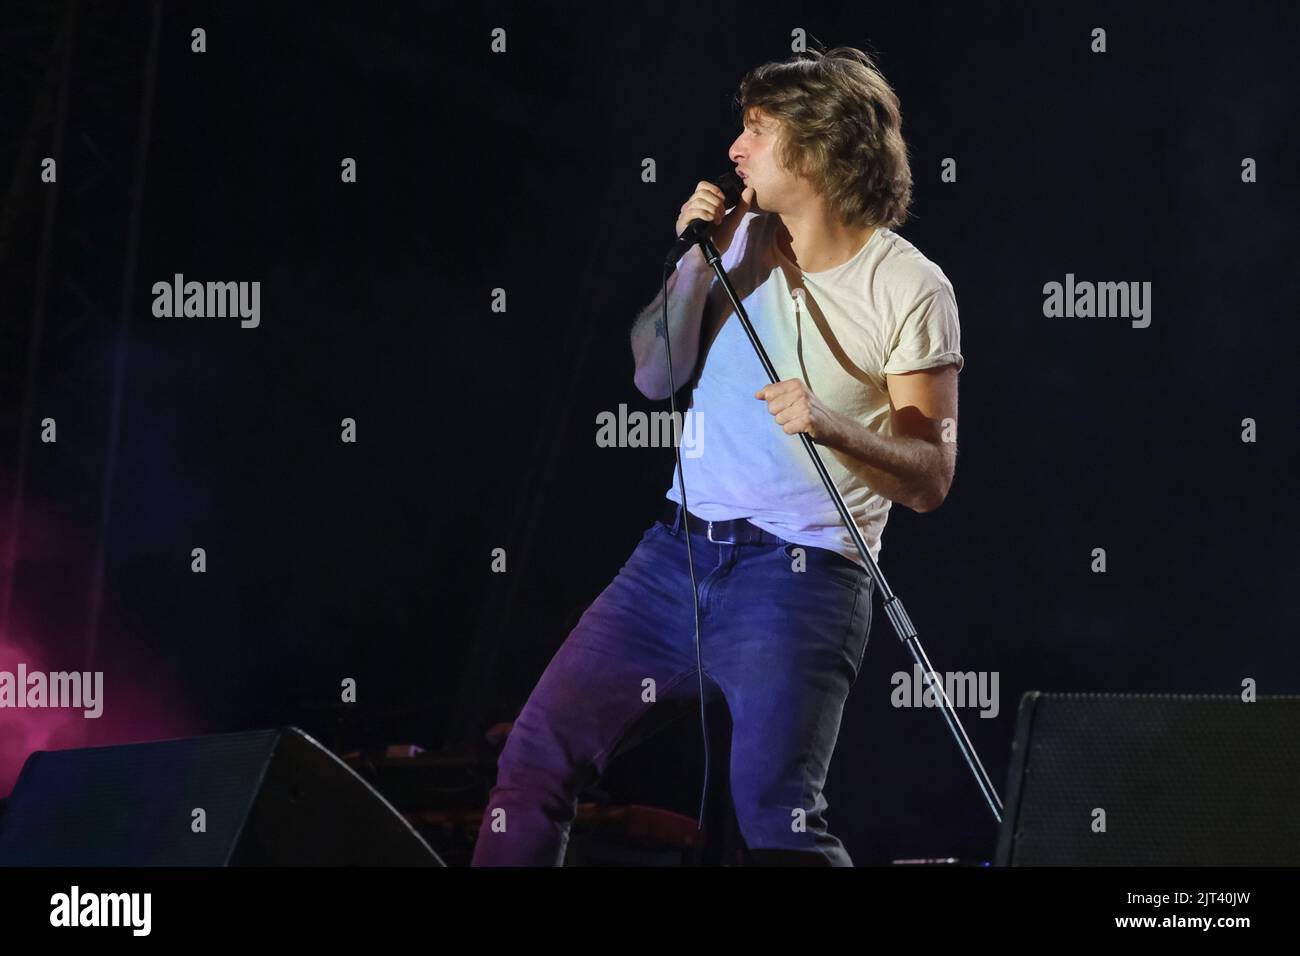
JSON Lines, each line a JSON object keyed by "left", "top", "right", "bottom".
{"left": 666, "top": 171, "right": 755, "bottom": 268}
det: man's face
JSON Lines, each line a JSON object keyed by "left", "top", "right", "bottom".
{"left": 729, "top": 107, "right": 797, "bottom": 214}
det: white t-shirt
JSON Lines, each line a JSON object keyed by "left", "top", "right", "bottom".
{"left": 664, "top": 210, "right": 964, "bottom": 567}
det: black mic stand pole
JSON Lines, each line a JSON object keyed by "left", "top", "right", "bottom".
{"left": 679, "top": 234, "right": 1004, "bottom": 825}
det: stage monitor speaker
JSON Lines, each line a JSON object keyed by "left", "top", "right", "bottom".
{"left": 996, "top": 692, "right": 1300, "bottom": 866}
{"left": 0, "top": 726, "right": 444, "bottom": 866}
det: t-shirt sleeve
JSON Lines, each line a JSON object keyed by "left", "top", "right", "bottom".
{"left": 882, "top": 281, "right": 964, "bottom": 375}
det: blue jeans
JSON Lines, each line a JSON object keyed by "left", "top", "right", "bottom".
{"left": 471, "top": 504, "right": 874, "bottom": 866}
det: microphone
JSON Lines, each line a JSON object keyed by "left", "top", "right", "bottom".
{"left": 664, "top": 170, "right": 745, "bottom": 268}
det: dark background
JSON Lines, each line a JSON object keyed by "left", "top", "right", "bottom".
{"left": 1, "top": 0, "right": 1297, "bottom": 864}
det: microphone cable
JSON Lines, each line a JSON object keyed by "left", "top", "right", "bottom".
{"left": 659, "top": 259, "right": 711, "bottom": 829}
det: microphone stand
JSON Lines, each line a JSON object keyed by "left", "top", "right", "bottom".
{"left": 676, "top": 235, "right": 1004, "bottom": 824}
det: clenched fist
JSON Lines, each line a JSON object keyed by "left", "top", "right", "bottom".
{"left": 756, "top": 379, "right": 842, "bottom": 443}
{"left": 675, "top": 181, "right": 755, "bottom": 258}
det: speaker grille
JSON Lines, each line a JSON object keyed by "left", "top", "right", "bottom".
{"left": 0, "top": 730, "right": 278, "bottom": 866}
{"left": 0, "top": 728, "right": 442, "bottom": 866}
{"left": 1000, "top": 694, "right": 1300, "bottom": 866}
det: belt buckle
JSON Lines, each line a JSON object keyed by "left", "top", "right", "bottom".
{"left": 706, "top": 520, "right": 737, "bottom": 545}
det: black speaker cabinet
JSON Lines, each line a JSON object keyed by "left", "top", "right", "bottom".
{"left": 0, "top": 726, "right": 443, "bottom": 866}
{"left": 996, "top": 693, "right": 1300, "bottom": 866}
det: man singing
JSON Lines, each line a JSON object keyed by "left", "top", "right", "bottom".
{"left": 474, "top": 46, "right": 962, "bottom": 866}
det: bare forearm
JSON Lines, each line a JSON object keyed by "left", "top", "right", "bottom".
{"left": 822, "top": 413, "right": 953, "bottom": 513}
{"left": 630, "top": 249, "right": 714, "bottom": 399}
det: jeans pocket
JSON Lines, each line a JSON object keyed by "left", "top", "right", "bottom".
{"left": 781, "top": 541, "right": 865, "bottom": 594}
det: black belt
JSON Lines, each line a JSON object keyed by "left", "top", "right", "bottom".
{"left": 659, "top": 501, "right": 786, "bottom": 546}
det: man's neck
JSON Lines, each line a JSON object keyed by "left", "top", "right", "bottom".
{"left": 776, "top": 209, "right": 877, "bottom": 273}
